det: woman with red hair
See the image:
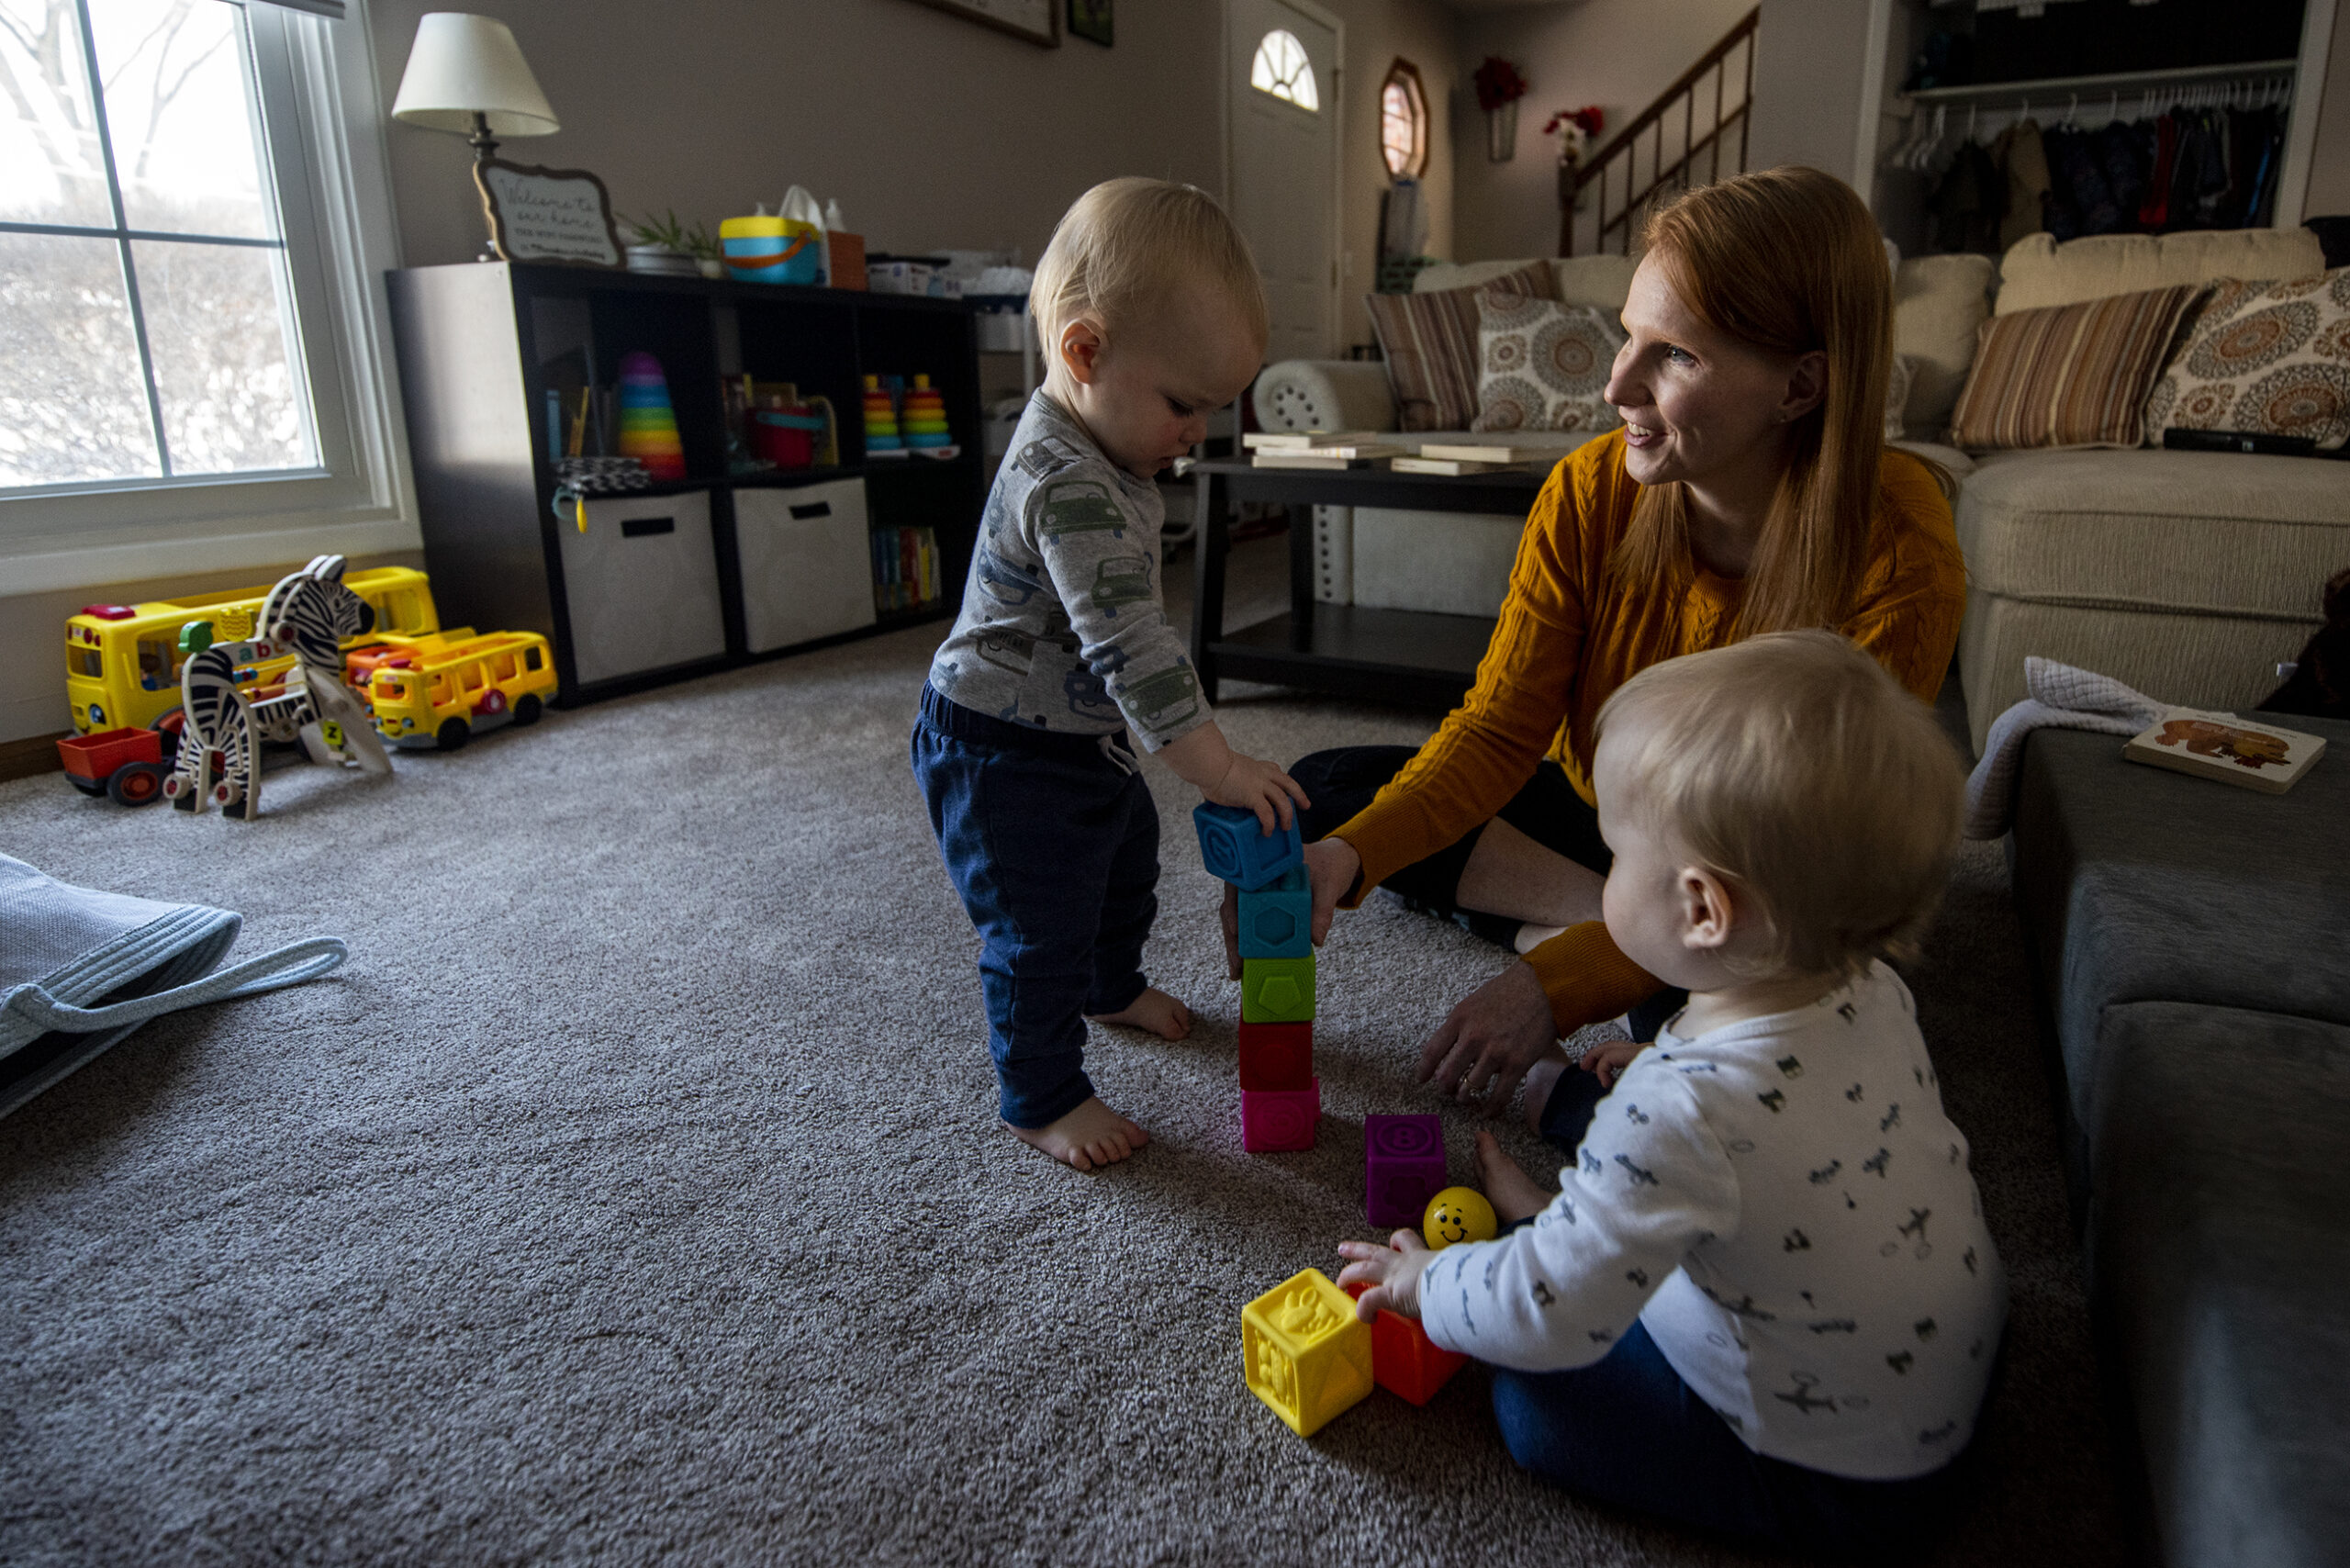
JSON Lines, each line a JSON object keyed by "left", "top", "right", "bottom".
{"left": 1237, "top": 166, "right": 1964, "bottom": 1132}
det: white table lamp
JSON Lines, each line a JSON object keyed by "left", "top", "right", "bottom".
{"left": 391, "top": 12, "right": 559, "bottom": 169}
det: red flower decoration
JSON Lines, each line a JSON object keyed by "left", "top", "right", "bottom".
{"left": 1474, "top": 56, "right": 1528, "bottom": 111}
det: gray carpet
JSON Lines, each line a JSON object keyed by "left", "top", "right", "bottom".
{"left": 1, "top": 560, "right": 2130, "bottom": 1565}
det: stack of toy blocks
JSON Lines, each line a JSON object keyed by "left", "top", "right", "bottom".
{"left": 1194, "top": 803, "right": 1316, "bottom": 1151}
{"left": 1242, "top": 1268, "right": 1372, "bottom": 1436}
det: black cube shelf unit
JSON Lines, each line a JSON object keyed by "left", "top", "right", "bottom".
{"left": 386, "top": 263, "right": 982, "bottom": 704}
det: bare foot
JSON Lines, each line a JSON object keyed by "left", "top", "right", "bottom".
{"left": 1474, "top": 1130, "right": 1552, "bottom": 1224}
{"left": 1513, "top": 922, "right": 1568, "bottom": 955}
{"left": 1087, "top": 986, "right": 1192, "bottom": 1041}
{"left": 1520, "top": 1046, "right": 1572, "bottom": 1135}
{"left": 1006, "top": 1096, "right": 1151, "bottom": 1171}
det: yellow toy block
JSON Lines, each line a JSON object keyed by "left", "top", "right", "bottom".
{"left": 1240, "top": 955, "right": 1315, "bottom": 1023}
{"left": 1241, "top": 1268, "right": 1372, "bottom": 1437}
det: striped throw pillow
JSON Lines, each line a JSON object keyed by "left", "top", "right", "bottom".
{"left": 1946, "top": 285, "right": 2201, "bottom": 450}
{"left": 1365, "top": 262, "right": 1556, "bottom": 431}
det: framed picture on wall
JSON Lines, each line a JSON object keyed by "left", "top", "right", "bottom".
{"left": 1069, "top": 0, "right": 1111, "bottom": 47}
{"left": 906, "top": 0, "right": 1058, "bottom": 48}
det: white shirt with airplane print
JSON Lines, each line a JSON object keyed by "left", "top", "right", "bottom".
{"left": 1419, "top": 962, "right": 2009, "bottom": 1482}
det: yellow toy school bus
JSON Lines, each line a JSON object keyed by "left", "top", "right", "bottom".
{"left": 361, "top": 629, "right": 556, "bottom": 751}
{"left": 63, "top": 567, "right": 440, "bottom": 737}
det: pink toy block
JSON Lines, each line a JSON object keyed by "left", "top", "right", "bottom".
{"left": 1345, "top": 1281, "right": 1469, "bottom": 1405}
{"left": 1238, "top": 1021, "right": 1313, "bottom": 1091}
{"left": 1364, "top": 1113, "right": 1448, "bottom": 1227}
{"left": 1241, "top": 1080, "right": 1319, "bottom": 1151}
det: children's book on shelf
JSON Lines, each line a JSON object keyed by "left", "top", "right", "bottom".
{"left": 871, "top": 526, "right": 942, "bottom": 614}
{"left": 2122, "top": 711, "right": 2326, "bottom": 795}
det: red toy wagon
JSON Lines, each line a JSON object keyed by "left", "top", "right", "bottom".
{"left": 58, "top": 726, "right": 170, "bottom": 808}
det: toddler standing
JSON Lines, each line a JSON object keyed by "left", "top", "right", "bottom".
{"left": 913, "top": 179, "right": 1306, "bottom": 1171}
{"left": 1340, "top": 631, "right": 2006, "bottom": 1559}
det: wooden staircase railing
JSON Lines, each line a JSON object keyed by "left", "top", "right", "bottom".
{"left": 1561, "top": 8, "right": 1759, "bottom": 257}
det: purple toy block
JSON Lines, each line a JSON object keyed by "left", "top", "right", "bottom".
{"left": 1364, "top": 1114, "right": 1447, "bottom": 1226}
{"left": 1241, "top": 1081, "right": 1320, "bottom": 1152}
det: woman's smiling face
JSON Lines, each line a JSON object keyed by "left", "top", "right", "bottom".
{"left": 1603, "top": 254, "right": 1818, "bottom": 499}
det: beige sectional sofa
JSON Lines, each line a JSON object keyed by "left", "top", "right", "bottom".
{"left": 1254, "top": 230, "right": 2347, "bottom": 755}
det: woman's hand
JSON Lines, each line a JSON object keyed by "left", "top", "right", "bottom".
{"left": 1416, "top": 960, "right": 1558, "bottom": 1117}
{"left": 1221, "top": 835, "right": 1360, "bottom": 980}
{"left": 1337, "top": 1229, "right": 1436, "bottom": 1321}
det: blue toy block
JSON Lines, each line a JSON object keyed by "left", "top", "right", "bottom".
{"left": 1237, "top": 865, "right": 1312, "bottom": 958}
{"left": 1193, "top": 802, "right": 1303, "bottom": 891}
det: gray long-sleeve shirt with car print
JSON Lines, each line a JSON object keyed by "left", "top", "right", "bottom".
{"left": 927, "top": 392, "right": 1209, "bottom": 751}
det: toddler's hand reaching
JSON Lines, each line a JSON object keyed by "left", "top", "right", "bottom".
{"left": 1206, "top": 750, "right": 1311, "bottom": 835}
{"left": 1337, "top": 1229, "right": 1437, "bottom": 1321}
{"left": 1579, "top": 1039, "right": 1647, "bottom": 1091}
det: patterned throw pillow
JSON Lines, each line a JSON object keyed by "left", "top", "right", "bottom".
{"left": 2143, "top": 269, "right": 2350, "bottom": 450}
{"left": 1946, "top": 285, "right": 2202, "bottom": 450}
{"left": 1472, "top": 292, "right": 1626, "bottom": 434}
{"left": 1364, "top": 261, "right": 1555, "bottom": 431}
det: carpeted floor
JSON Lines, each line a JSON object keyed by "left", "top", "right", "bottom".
{"left": 1, "top": 545, "right": 2132, "bottom": 1565}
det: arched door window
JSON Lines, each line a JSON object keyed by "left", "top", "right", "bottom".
{"left": 1381, "top": 58, "right": 1427, "bottom": 178}
{"left": 1249, "top": 28, "right": 1320, "bottom": 112}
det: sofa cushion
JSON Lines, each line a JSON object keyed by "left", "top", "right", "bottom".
{"left": 1472, "top": 294, "right": 1624, "bottom": 434}
{"left": 1994, "top": 229, "right": 2327, "bottom": 317}
{"left": 1893, "top": 253, "right": 1996, "bottom": 437}
{"left": 1948, "top": 286, "right": 2201, "bottom": 449}
{"left": 1956, "top": 448, "right": 2350, "bottom": 614}
{"left": 2007, "top": 716, "right": 2350, "bottom": 1138}
{"left": 2144, "top": 268, "right": 2350, "bottom": 452}
{"left": 2090, "top": 1002, "right": 2350, "bottom": 1568}
{"left": 1367, "top": 261, "right": 1554, "bottom": 431}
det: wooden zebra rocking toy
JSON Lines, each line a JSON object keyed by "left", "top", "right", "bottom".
{"left": 164, "top": 555, "right": 392, "bottom": 820}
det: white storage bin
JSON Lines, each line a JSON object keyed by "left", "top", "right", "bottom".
{"left": 734, "top": 478, "right": 878, "bottom": 654}
{"left": 557, "top": 489, "right": 727, "bottom": 685}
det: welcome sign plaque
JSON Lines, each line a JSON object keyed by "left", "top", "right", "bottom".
{"left": 475, "top": 159, "right": 625, "bottom": 268}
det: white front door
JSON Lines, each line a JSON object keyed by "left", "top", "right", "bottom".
{"left": 1227, "top": 0, "right": 1338, "bottom": 363}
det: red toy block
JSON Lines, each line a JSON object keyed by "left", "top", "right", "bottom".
{"left": 1345, "top": 1281, "right": 1470, "bottom": 1406}
{"left": 1238, "top": 1021, "right": 1313, "bottom": 1091}
{"left": 1240, "top": 1081, "right": 1319, "bottom": 1151}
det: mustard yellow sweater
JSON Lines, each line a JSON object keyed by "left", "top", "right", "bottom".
{"left": 1332, "top": 430, "right": 1966, "bottom": 1034}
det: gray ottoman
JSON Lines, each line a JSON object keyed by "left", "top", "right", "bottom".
{"left": 2009, "top": 715, "right": 2350, "bottom": 1568}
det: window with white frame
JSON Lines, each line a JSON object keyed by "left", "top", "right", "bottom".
{"left": 0, "top": 0, "right": 412, "bottom": 588}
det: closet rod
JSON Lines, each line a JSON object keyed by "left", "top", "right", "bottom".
{"left": 1904, "top": 57, "right": 2296, "bottom": 105}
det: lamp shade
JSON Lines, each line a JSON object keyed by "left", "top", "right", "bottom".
{"left": 391, "top": 13, "right": 558, "bottom": 136}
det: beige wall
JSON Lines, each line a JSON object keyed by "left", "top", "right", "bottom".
{"left": 1320, "top": 0, "right": 1463, "bottom": 343}
{"left": 2306, "top": 3, "right": 2350, "bottom": 218}
{"left": 1745, "top": 0, "right": 1871, "bottom": 188}
{"left": 1452, "top": 0, "right": 1756, "bottom": 263}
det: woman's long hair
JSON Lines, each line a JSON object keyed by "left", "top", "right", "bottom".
{"left": 1608, "top": 166, "right": 1891, "bottom": 636}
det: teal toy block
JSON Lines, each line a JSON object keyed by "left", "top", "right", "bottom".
{"left": 1237, "top": 865, "right": 1312, "bottom": 958}
{"left": 1193, "top": 802, "right": 1303, "bottom": 890}
{"left": 1241, "top": 955, "right": 1315, "bottom": 1023}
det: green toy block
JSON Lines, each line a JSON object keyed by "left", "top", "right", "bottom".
{"left": 1241, "top": 955, "right": 1315, "bottom": 1023}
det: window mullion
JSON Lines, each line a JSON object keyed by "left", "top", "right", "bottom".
{"left": 72, "top": 0, "right": 173, "bottom": 479}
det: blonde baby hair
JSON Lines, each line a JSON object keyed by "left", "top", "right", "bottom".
{"left": 1595, "top": 630, "right": 1964, "bottom": 980}
{"left": 1029, "top": 177, "right": 1270, "bottom": 354}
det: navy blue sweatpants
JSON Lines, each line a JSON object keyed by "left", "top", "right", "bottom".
{"left": 910, "top": 683, "right": 1157, "bottom": 1129}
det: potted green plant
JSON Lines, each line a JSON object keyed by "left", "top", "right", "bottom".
{"left": 625, "top": 211, "right": 723, "bottom": 278}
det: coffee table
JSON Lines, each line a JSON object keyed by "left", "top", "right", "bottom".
{"left": 1186, "top": 457, "right": 1548, "bottom": 708}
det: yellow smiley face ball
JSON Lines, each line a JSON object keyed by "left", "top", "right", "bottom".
{"left": 1422, "top": 1187, "right": 1498, "bottom": 1250}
